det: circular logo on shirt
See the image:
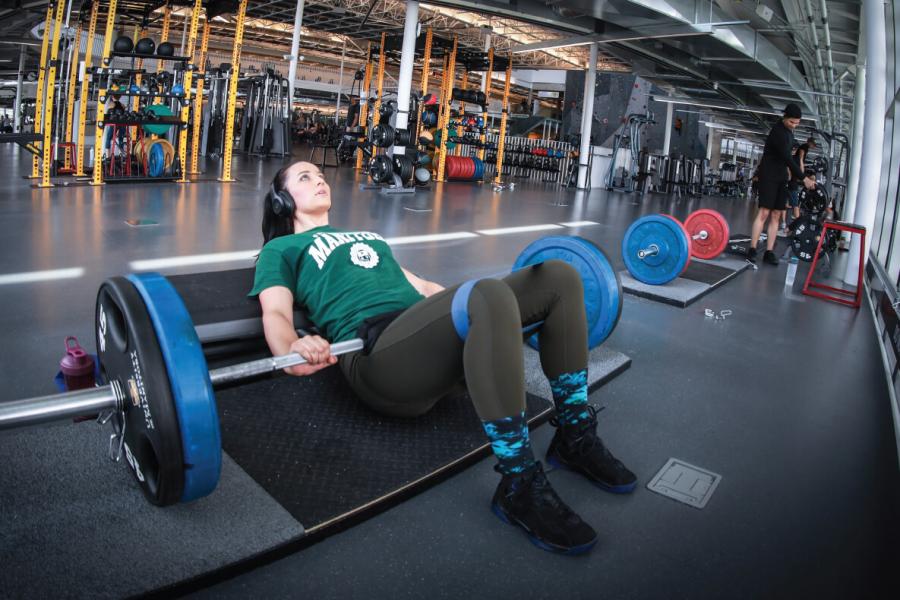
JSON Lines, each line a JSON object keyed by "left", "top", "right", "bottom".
{"left": 349, "top": 242, "right": 380, "bottom": 269}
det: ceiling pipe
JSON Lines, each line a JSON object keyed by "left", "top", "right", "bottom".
{"left": 802, "top": 0, "right": 829, "bottom": 129}
{"left": 819, "top": 0, "right": 838, "bottom": 133}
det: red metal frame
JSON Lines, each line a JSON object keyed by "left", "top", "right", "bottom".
{"left": 52, "top": 143, "right": 77, "bottom": 175}
{"left": 801, "top": 220, "right": 866, "bottom": 308}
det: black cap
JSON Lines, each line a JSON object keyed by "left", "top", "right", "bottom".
{"left": 784, "top": 103, "right": 802, "bottom": 119}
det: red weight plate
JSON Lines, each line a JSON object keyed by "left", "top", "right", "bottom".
{"left": 660, "top": 214, "right": 692, "bottom": 275}
{"left": 684, "top": 209, "right": 729, "bottom": 259}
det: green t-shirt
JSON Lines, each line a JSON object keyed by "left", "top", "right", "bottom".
{"left": 249, "top": 226, "right": 424, "bottom": 342}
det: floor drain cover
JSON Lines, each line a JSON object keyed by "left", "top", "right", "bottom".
{"left": 646, "top": 458, "right": 721, "bottom": 509}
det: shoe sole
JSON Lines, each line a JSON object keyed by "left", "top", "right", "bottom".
{"left": 490, "top": 502, "right": 597, "bottom": 556}
{"left": 546, "top": 454, "right": 638, "bottom": 494}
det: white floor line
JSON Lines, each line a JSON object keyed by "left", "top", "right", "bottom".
{"left": 130, "top": 250, "right": 259, "bottom": 271}
{"left": 385, "top": 232, "right": 479, "bottom": 245}
{"left": 476, "top": 224, "right": 564, "bottom": 236}
{"left": 10, "top": 223, "right": 602, "bottom": 278}
{"left": 0, "top": 267, "right": 85, "bottom": 285}
{"left": 560, "top": 221, "right": 600, "bottom": 227}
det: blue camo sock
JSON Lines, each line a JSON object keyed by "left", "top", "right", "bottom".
{"left": 481, "top": 411, "right": 536, "bottom": 476}
{"left": 549, "top": 369, "right": 590, "bottom": 427}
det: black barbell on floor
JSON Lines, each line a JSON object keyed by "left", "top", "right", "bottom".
{"left": 0, "top": 237, "right": 624, "bottom": 507}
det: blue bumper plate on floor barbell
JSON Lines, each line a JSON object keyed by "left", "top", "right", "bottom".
{"left": 127, "top": 272, "right": 221, "bottom": 503}
{"left": 513, "top": 236, "right": 622, "bottom": 350}
{"left": 622, "top": 214, "right": 690, "bottom": 285}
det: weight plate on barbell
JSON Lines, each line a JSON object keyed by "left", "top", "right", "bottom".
{"left": 684, "top": 209, "right": 729, "bottom": 260}
{"left": 790, "top": 215, "right": 825, "bottom": 262}
{"left": 127, "top": 272, "right": 221, "bottom": 503}
{"left": 371, "top": 123, "right": 394, "bottom": 148}
{"left": 659, "top": 214, "right": 692, "bottom": 276}
{"left": 799, "top": 184, "right": 828, "bottom": 215}
{"left": 96, "top": 277, "right": 185, "bottom": 506}
{"left": 369, "top": 155, "right": 393, "bottom": 183}
{"left": 513, "top": 236, "right": 622, "bottom": 350}
{"left": 622, "top": 214, "right": 690, "bottom": 285}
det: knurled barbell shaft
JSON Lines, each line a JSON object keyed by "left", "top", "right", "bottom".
{"left": 0, "top": 383, "right": 122, "bottom": 430}
{"left": 208, "top": 338, "right": 364, "bottom": 386}
{"left": 0, "top": 338, "right": 366, "bottom": 431}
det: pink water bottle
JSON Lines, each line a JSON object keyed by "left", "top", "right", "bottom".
{"left": 60, "top": 336, "right": 96, "bottom": 391}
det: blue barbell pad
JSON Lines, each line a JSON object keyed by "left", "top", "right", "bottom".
{"left": 451, "top": 279, "right": 480, "bottom": 341}
{"left": 127, "top": 272, "right": 222, "bottom": 503}
{"left": 451, "top": 278, "right": 547, "bottom": 342}
{"left": 621, "top": 214, "right": 690, "bottom": 285}
{"left": 512, "top": 236, "right": 622, "bottom": 350}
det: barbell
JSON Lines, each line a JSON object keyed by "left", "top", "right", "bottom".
{"left": 0, "top": 235, "right": 623, "bottom": 507}
{"left": 622, "top": 209, "right": 730, "bottom": 285}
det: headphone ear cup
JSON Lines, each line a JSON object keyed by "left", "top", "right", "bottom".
{"left": 276, "top": 190, "right": 295, "bottom": 217}
{"left": 271, "top": 190, "right": 295, "bottom": 217}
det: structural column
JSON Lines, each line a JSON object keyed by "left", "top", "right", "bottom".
{"left": 480, "top": 33, "right": 491, "bottom": 93}
{"left": 14, "top": 46, "right": 25, "bottom": 132}
{"left": 662, "top": 101, "right": 673, "bottom": 156}
{"left": 841, "top": 60, "right": 866, "bottom": 251}
{"left": 334, "top": 41, "right": 346, "bottom": 122}
{"left": 391, "top": 0, "right": 418, "bottom": 156}
{"left": 845, "top": 0, "right": 884, "bottom": 284}
{"left": 287, "top": 0, "right": 305, "bottom": 110}
{"left": 576, "top": 42, "right": 598, "bottom": 190}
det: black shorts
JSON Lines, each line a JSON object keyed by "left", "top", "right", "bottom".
{"left": 757, "top": 179, "right": 789, "bottom": 211}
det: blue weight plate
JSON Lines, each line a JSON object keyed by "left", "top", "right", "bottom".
{"left": 127, "top": 272, "right": 222, "bottom": 503}
{"left": 513, "top": 235, "right": 622, "bottom": 349}
{"left": 622, "top": 214, "right": 690, "bottom": 285}
{"left": 96, "top": 277, "right": 185, "bottom": 506}
{"left": 148, "top": 143, "right": 165, "bottom": 177}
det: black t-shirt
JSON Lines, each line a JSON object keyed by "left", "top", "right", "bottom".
{"left": 759, "top": 121, "right": 804, "bottom": 184}
{"left": 346, "top": 103, "right": 360, "bottom": 128}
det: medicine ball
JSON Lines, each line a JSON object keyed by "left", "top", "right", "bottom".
{"left": 156, "top": 42, "right": 175, "bottom": 57}
{"left": 414, "top": 167, "right": 431, "bottom": 184}
{"left": 135, "top": 37, "right": 155, "bottom": 55}
{"left": 114, "top": 36, "right": 134, "bottom": 53}
{"left": 171, "top": 84, "right": 185, "bottom": 96}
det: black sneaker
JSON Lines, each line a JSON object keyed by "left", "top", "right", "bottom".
{"left": 491, "top": 462, "right": 598, "bottom": 555}
{"left": 747, "top": 247, "right": 758, "bottom": 263}
{"left": 763, "top": 250, "right": 779, "bottom": 266}
{"left": 546, "top": 406, "right": 637, "bottom": 494}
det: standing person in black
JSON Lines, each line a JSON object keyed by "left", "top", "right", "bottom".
{"left": 345, "top": 96, "right": 360, "bottom": 130}
{"left": 749, "top": 104, "right": 816, "bottom": 265}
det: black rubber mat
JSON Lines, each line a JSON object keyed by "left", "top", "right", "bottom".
{"left": 214, "top": 368, "right": 552, "bottom": 533}
{"left": 166, "top": 268, "right": 259, "bottom": 326}
{"left": 680, "top": 261, "right": 735, "bottom": 285}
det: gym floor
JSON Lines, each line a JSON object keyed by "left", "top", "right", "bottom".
{"left": 1, "top": 144, "right": 898, "bottom": 599}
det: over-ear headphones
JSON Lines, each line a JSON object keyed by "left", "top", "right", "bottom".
{"left": 270, "top": 183, "right": 295, "bottom": 217}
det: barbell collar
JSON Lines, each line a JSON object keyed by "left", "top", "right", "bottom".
{"left": 637, "top": 244, "right": 660, "bottom": 259}
{"left": 692, "top": 230, "right": 708, "bottom": 241}
{"left": 0, "top": 382, "right": 123, "bottom": 431}
{"left": 208, "top": 338, "right": 365, "bottom": 387}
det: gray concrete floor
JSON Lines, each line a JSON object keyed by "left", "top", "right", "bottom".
{"left": 0, "top": 144, "right": 897, "bottom": 599}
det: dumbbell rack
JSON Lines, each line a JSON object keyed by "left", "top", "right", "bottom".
{"left": 482, "top": 134, "right": 575, "bottom": 185}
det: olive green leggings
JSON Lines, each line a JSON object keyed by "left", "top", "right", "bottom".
{"left": 339, "top": 259, "right": 588, "bottom": 421}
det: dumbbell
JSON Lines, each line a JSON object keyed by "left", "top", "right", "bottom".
{"left": 0, "top": 236, "right": 624, "bottom": 507}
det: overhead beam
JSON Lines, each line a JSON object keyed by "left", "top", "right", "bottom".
{"left": 510, "top": 23, "right": 722, "bottom": 53}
